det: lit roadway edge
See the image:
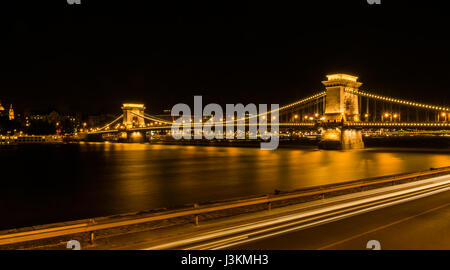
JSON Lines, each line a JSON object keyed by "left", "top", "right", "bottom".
{"left": 141, "top": 174, "right": 450, "bottom": 250}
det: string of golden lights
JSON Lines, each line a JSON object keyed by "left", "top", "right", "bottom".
{"left": 346, "top": 89, "right": 450, "bottom": 112}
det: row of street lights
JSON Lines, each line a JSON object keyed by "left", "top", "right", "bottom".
{"left": 293, "top": 113, "right": 325, "bottom": 121}
{"left": 381, "top": 112, "right": 448, "bottom": 122}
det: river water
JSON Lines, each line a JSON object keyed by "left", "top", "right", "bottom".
{"left": 0, "top": 143, "right": 448, "bottom": 229}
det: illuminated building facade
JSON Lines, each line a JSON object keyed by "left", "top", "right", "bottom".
{"left": 9, "top": 104, "right": 14, "bottom": 120}
{"left": 0, "top": 101, "right": 5, "bottom": 117}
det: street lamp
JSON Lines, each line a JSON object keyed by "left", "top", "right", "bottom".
{"left": 382, "top": 113, "right": 392, "bottom": 122}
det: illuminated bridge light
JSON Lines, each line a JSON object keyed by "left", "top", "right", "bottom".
{"left": 347, "top": 89, "right": 449, "bottom": 112}
{"left": 279, "top": 91, "right": 326, "bottom": 111}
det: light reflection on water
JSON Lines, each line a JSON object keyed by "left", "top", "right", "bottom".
{"left": 0, "top": 143, "right": 448, "bottom": 229}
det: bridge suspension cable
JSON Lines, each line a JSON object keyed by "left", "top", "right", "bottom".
{"left": 214, "top": 90, "right": 327, "bottom": 124}
{"left": 346, "top": 89, "right": 450, "bottom": 112}
{"left": 130, "top": 111, "right": 174, "bottom": 125}
{"left": 277, "top": 91, "right": 326, "bottom": 112}
{"left": 143, "top": 113, "right": 174, "bottom": 124}
{"left": 96, "top": 115, "right": 123, "bottom": 131}
{"left": 131, "top": 91, "right": 326, "bottom": 127}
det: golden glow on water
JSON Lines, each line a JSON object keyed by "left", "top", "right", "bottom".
{"left": 0, "top": 143, "right": 449, "bottom": 229}
{"left": 81, "top": 143, "right": 450, "bottom": 211}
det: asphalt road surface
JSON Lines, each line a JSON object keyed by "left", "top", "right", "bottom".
{"left": 233, "top": 189, "right": 450, "bottom": 250}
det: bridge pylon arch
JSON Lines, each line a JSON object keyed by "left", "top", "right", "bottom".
{"left": 121, "top": 103, "right": 146, "bottom": 129}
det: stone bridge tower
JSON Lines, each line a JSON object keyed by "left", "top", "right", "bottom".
{"left": 322, "top": 74, "right": 362, "bottom": 123}
{"left": 122, "top": 103, "right": 146, "bottom": 129}
{"left": 319, "top": 74, "right": 364, "bottom": 150}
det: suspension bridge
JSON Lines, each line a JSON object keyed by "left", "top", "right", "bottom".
{"left": 85, "top": 74, "right": 450, "bottom": 149}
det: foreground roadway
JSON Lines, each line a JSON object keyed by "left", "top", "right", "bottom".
{"left": 87, "top": 173, "right": 450, "bottom": 250}
{"left": 234, "top": 188, "right": 450, "bottom": 250}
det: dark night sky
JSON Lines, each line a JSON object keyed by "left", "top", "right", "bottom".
{"left": 0, "top": 0, "right": 449, "bottom": 115}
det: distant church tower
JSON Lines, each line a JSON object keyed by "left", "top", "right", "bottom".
{"left": 9, "top": 104, "right": 14, "bottom": 120}
{"left": 0, "top": 101, "right": 4, "bottom": 116}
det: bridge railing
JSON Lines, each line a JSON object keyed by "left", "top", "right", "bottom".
{"left": 346, "top": 122, "right": 450, "bottom": 128}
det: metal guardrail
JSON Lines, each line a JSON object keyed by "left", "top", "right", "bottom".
{"left": 1, "top": 166, "right": 450, "bottom": 247}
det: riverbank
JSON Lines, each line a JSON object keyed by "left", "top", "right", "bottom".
{"left": 148, "top": 135, "right": 450, "bottom": 149}
{"left": 2, "top": 134, "right": 448, "bottom": 149}
{"left": 363, "top": 135, "right": 450, "bottom": 148}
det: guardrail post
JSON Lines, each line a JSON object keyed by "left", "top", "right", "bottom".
{"left": 267, "top": 202, "right": 272, "bottom": 211}
{"left": 319, "top": 187, "right": 325, "bottom": 201}
{"left": 89, "top": 231, "right": 95, "bottom": 244}
{"left": 194, "top": 203, "right": 199, "bottom": 226}
{"left": 89, "top": 219, "right": 95, "bottom": 244}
